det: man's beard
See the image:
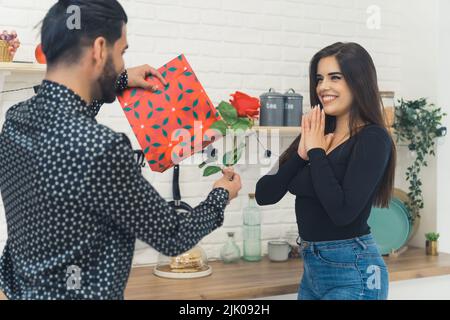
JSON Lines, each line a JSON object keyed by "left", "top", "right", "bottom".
{"left": 97, "top": 55, "right": 120, "bottom": 104}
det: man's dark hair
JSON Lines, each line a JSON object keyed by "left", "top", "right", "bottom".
{"left": 41, "top": 0, "right": 128, "bottom": 67}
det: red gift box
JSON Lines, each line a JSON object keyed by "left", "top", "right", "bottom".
{"left": 117, "top": 54, "right": 222, "bottom": 172}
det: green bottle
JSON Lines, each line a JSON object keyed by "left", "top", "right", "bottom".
{"left": 243, "top": 193, "right": 261, "bottom": 261}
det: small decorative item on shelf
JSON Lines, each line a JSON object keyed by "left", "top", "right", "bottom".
{"left": 0, "top": 30, "right": 20, "bottom": 62}
{"left": 220, "top": 232, "right": 241, "bottom": 264}
{"left": 425, "top": 232, "right": 440, "bottom": 256}
{"left": 200, "top": 91, "right": 260, "bottom": 177}
{"left": 283, "top": 89, "right": 303, "bottom": 127}
{"left": 259, "top": 88, "right": 284, "bottom": 127}
{"left": 35, "top": 43, "right": 46, "bottom": 64}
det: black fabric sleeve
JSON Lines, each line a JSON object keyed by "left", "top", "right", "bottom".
{"left": 255, "top": 153, "right": 308, "bottom": 206}
{"left": 85, "top": 133, "right": 229, "bottom": 257}
{"left": 307, "top": 127, "right": 392, "bottom": 227}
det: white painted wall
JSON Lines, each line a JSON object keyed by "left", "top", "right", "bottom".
{"left": 436, "top": 0, "right": 450, "bottom": 254}
{"left": 396, "top": 0, "right": 440, "bottom": 249}
{"left": 0, "top": 0, "right": 446, "bottom": 268}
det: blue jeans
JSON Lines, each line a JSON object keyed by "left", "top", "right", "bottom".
{"left": 297, "top": 234, "right": 389, "bottom": 300}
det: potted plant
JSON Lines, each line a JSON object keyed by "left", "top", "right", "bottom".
{"left": 425, "top": 232, "right": 440, "bottom": 256}
{"left": 393, "top": 98, "right": 447, "bottom": 218}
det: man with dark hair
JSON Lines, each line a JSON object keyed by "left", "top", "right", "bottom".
{"left": 0, "top": 0, "right": 241, "bottom": 300}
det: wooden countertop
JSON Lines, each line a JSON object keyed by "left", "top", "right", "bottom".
{"left": 1, "top": 247, "right": 450, "bottom": 300}
{"left": 123, "top": 247, "right": 450, "bottom": 300}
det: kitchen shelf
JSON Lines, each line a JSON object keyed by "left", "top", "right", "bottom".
{"left": 252, "top": 126, "right": 396, "bottom": 137}
{"left": 0, "top": 62, "right": 46, "bottom": 109}
{"left": 0, "top": 62, "right": 46, "bottom": 73}
{"left": 253, "top": 125, "right": 301, "bottom": 136}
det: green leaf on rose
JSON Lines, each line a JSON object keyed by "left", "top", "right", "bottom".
{"left": 203, "top": 166, "right": 222, "bottom": 177}
{"left": 231, "top": 118, "right": 252, "bottom": 131}
{"left": 209, "top": 120, "right": 228, "bottom": 136}
{"left": 217, "top": 101, "right": 238, "bottom": 126}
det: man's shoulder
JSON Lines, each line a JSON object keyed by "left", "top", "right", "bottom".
{"left": 75, "top": 119, "right": 132, "bottom": 156}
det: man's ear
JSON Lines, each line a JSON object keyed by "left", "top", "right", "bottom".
{"left": 91, "top": 37, "right": 108, "bottom": 75}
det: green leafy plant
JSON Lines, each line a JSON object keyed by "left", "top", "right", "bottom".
{"left": 425, "top": 232, "right": 440, "bottom": 242}
{"left": 393, "top": 98, "right": 447, "bottom": 217}
{"left": 200, "top": 101, "right": 254, "bottom": 177}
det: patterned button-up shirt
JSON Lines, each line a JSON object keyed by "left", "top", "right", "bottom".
{"left": 0, "top": 72, "right": 229, "bottom": 300}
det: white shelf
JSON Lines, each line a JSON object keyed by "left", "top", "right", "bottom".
{"left": 0, "top": 62, "right": 46, "bottom": 115}
{"left": 253, "top": 126, "right": 301, "bottom": 135}
{"left": 0, "top": 62, "right": 46, "bottom": 73}
{"left": 252, "top": 125, "right": 396, "bottom": 138}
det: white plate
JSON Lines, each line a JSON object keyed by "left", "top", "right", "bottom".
{"left": 153, "top": 265, "right": 212, "bottom": 279}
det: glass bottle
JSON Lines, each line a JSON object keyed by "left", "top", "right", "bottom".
{"left": 220, "top": 232, "right": 241, "bottom": 264}
{"left": 243, "top": 193, "right": 262, "bottom": 261}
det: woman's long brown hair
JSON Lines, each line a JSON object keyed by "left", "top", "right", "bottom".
{"left": 278, "top": 42, "right": 396, "bottom": 208}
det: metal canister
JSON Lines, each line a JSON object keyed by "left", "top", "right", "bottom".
{"left": 259, "top": 88, "right": 284, "bottom": 127}
{"left": 284, "top": 89, "right": 303, "bottom": 127}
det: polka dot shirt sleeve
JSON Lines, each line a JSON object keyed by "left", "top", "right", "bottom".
{"left": 85, "top": 133, "right": 229, "bottom": 257}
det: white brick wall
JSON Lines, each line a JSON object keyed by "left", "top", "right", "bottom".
{"left": 0, "top": 0, "right": 414, "bottom": 265}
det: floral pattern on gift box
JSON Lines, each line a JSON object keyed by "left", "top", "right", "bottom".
{"left": 118, "top": 54, "right": 222, "bottom": 172}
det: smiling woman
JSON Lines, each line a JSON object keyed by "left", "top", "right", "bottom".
{"left": 256, "top": 42, "right": 396, "bottom": 301}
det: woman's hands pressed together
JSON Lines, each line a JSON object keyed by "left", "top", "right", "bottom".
{"left": 300, "top": 105, "right": 334, "bottom": 159}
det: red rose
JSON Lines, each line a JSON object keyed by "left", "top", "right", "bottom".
{"left": 230, "top": 91, "right": 260, "bottom": 119}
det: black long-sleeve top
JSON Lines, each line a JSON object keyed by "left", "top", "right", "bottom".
{"left": 255, "top": 124, "right": 392, "bottom": 242}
